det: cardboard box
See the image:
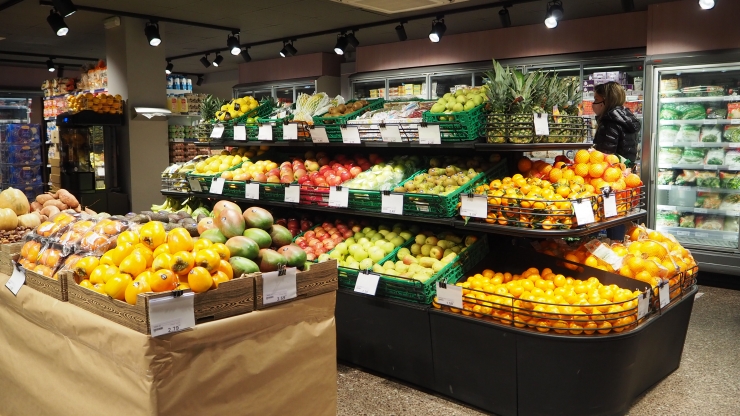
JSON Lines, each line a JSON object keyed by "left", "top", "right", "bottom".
{"left": 51, "top": 166, "right": 61, "bottom": 176}
{"left": 254, "top": 260, "right": 338, "bottom": 310}
{"left": 49, "top": 157, "right": 61, "bottom": 167}
{"left": 49, "top": 173, "right": 61, "bottom": 184}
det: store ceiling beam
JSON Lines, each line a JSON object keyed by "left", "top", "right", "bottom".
{"left": 0, "top": 57, "right": 82, "bottom": 67}
{"left": 165, "top": 0, "right": 540, "bottom": 61}
{"left": 37, "top": 0, "right": 240, "bottom": 32}
{"left": 0, "top": 50, "right": 98, "bottom": 61}
{"left": 0, "top": 0, "right": 24, "bottom": 13}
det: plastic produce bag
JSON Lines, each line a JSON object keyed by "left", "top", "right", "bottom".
{"left": 679, "top": 147, "right": 706, "bottom": 164}
{"left": 700, "top": 125, "right": 723, "bottom": 142}
{"left": 724, "top": 126, "right": 740, "bottom": 142}
{"left": 675, "top": 125, "right": 701, "bottom": 143}
{"left": 659, "top": 125, "right": 680, "bottom": 143}
{"left": 677, "top": 103, "right": 706, "bottom": 120}
{"left": 727, "top": 103, "right": 740, "bottom": 119}
{"left": 657, "top": 169, "right": 675, "bottom": 185}
{"left": 720, "top": 194, "right": 740, "bottom": 211}
{"left": 705, "top": 148, "right": 726, "bottom": 165}
{"left": 679, "top": 214, "right": 695, "bottom": 228}
{"left": 724, "top": 151, "right": 740, "bottom": 167}
{"left": 659, "top": 104, "right": 681, "bottom": 120}
{"left": 696, "top": 171, "right": 720, "bottom": 188}
{"left": 720, "top": 171, "right": 740, "bottom": 189}
{"left": 675, "top": 170, "right": 697, "bottom": 186}
{"left": 659, "top": 147, "right": 683, "bottom": 164}
{"left": 695, "top": 215, "right": 724, "bottom": 231}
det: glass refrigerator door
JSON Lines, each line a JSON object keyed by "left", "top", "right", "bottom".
{"left": 0, "top": 97, "right": 31, "bottom": 124}
{"left": 430, "top": 73, "right": 474, "bottom": 99}
{"left": 352, "top": 79, "right": 386, "bottom": 100}
{"left": 89, "top": 126, "right": 105, "bottom": 190}
{"left": 653, "top": 64, "right": 740, "bottom": 251}
{"left": 388, "top": 77, "right": 427, "bottom": 100}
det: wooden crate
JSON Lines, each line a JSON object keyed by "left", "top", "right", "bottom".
{"left": 255, "top": 259, "right": 338, "bottom": 310}
{"left": 25, "top": 268, "right": 67, "bottom": 301}
{"left": 65, "top": 273, "right": 255, "bottom": 335}
{"left": 0, "top": 242, "right": 23, "bottom": 276}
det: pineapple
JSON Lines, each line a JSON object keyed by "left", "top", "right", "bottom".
{"left": 200, "top": 95, "right": 223, "bottom": 123}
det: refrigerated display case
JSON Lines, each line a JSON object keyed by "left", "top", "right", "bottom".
{"left": 233, "top": 77, "right": 336, "bottom": 103}
{"left": 0, "top": 96, "right": 32, "bottom": 124}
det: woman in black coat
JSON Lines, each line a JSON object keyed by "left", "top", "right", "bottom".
{"left": 592, "top": 82, "right": 641, "bottom": 165}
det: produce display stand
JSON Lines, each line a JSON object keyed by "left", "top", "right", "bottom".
{"left": 0, "top": 271, "right": 338, "bottom": 416}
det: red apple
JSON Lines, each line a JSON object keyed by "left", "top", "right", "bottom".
{"left": 342, "top": 230, "right": 354, "bottom": 239}
{"left": 267, "top": 175, "right": 281, "bottom": 183}
{"left": 304, "top": 231, "right": 316, "bottom": 240}
{"left": 308, "top": 239, "right": 322, "bottom": 248}
{"left": 350, "top": 166, "right": 363, "bottom": 177}
{"left": 306, "top": 253, "right": 316, "bottom": 261}
{"left": 294, "top": 169, "right": 307, "bottom": 180}
{"left": 339, "top": 171, "right": 352, "bottom": 182}
{"left": 288, "top": 219, "right": 299, "bottom": 229}
{"left": 323, "top": 241, "right": 335, "bottom": 250}
{"left": 268, "top": 168, "right": 280, "bottom": 177}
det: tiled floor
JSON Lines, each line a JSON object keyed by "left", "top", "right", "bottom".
{"left": 336, "top": 286, "right": 740, "bottom": 416}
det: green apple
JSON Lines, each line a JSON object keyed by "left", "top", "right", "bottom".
{"left": 334, "top": 242, "right": 348, "bottom": 255}
{"left": 354, "top": 249, "right": 368, "bottom": 261}
{"left": 359, "top": 258, "right": 374, "bottom": 270}
{"left": 382, "top": 242, "right": 395, "bottom": 254}
{"left": 390, "top": 237, "right": 405, "bottom": 247}
{"left": 397, "top": 248, "right": 411, "bottom": 259}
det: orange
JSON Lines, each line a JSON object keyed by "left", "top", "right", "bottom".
{"left": 588, "top": 163, "right": 605, "bottom": 178}
{"left": 626, "top": 256, "right": 645, "bottom": 272}
{"left": 125, "top": 280, "right": 151, "bottom": 305}
{"left": 557, "top": 186, "right": 571, "bottom": 198}
{"left": 119, "top": 252, "right": 147, "bottom": 277}
{"left": 625, "top": 173, "right": 642, "bottom": 188}
{"left": 584, "top": 256, "right": 598, "bottom": 268}
{"left": 167, "top": 227, "right": 195, "bottom": 253}
{"left": 212, "top": 271, "right": 230, "bottom": 288}
{"left": 606, "top": 154, "right": 620, "bottom": 164}
{"left": 562, "top": 169, "right": 575, "bottom": 180}
{"left": 152, "top": 243, "right": 171, "bottom": 258}
{"left": 517, "top": 157, "right": 533, "bottom": 173}
{"left": 171, "top": 251, "right": 195, "bottom": 276}
{"left": 574, "top": 149, "right": 590, "bottom": 164}
{"left": 195, "top": 248, "right": 221, "bottom": 273}
{"left": 148, "top": 269, "right": 179, "bottom": 292}
{"left": 589, "top": 150, "right": 605, "bottom": 164}
{"left": 104, "top": 273, "right": 133, "bottom": 301}
{"left": 188, "top": 267, "right": 213, "bottom": 293}
{"left": 597, "top": 320, "right": 612, "bottom": 334}
{"left": 635, "top": 270, "right": 653, "bottom": 282}
{"left": 574, "top": 163, "right": 590, "bottom": 178}
{"left": 642, "top": 241, "right": 668, "bottom": 259}
{"left": 603, "top": 167, "right": 621, "bottom": 182}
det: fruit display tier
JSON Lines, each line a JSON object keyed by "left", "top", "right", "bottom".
{"left": 193, "top": 139, "right": 594, "bottom": 151}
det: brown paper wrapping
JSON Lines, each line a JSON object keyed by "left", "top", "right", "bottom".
{"left": 0, "top": 273, "right": 337, "bottom": 416}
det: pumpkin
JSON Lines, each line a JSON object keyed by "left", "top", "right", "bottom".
{"left": 17, "top": 212, "right": 41, "bottom": 229}
{"left": 0, "top": 207, "right": 18, "bottom": 230}
{"left": 0, "top": 188, "right": 29, "bottom": 216}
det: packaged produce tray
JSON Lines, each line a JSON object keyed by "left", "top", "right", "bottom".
{"left": 421, "top": 103, "right": 486, "bottom": 142}
{"left": 0, "top": 163, "right": 43, "bottom": 185}
{"left": 397, "top": 159, "right": 507, "bottom": 218}
{"left": 486, "top": 113, "right": 589, "bottom": 144}
{"left": 312, "top": 99, "right": 385, "bottom": 142}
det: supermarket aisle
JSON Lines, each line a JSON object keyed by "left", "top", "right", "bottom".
{"left": 336, "top": 286, "right": 740, "bottom": 416}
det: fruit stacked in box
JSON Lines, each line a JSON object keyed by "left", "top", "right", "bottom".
{"left": 1, "top": 124, "right": 43, "bottom": 198}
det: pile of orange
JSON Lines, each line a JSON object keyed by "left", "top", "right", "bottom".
{"left": 433, "top": 267, "right": 641, "bottom": 335}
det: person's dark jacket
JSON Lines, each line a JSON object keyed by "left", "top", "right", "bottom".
{"left": 593, "top": 106, "right": 641, "bottom": 163}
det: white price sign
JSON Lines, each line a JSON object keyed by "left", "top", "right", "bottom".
{"left": 262, "top": 267, "right": 298, "bottom": 305}
{"left": 435, "top": 282, "right": 463, "bottom": 309}
{"left": 603, "top": 193, "right": 618, "bottom": 218}
{"left": 354, "top": 272, "right": 380, "bottom": 296}
{"left": 210, "top": 124, "right": 224, "bottom": 139}
{"left": 637, "top": 290, "right": 650, "bottom": 320}
{"left": 658, "top": 280, "right": 671, "bottom": 309}
{"left": 533, "top": 113, "right": 550, "bottom": 136}
{"left": 419, "top": 125, "right": 441, "bottom": 144}
{"left": 5, "top": 264, "right": 25, "bottom": 296}
{"left": 283, "top": 123, "right": 298, "bottom": 141}
{"left": 244, "top": 182, "right": 260, "bottom": 200}
{"left": 381, "top": 193, "right": 404, "bottom": 215}
{"left": 148, "top": 292, "right": 195, "bottom": 337}
{"left": 258, "top": 124, "right": 273, "bottom": 141}
{"left": 703, "top": 119, "right": 717, "bottom": 125}
{"left": 284, "top": 184, "right": 300, "bottom": 203}
{"left": 209, "top": 177, "right": 225, "bottom": 195}
{"left": 188, "top": 178, "right": 203, "bottom": 193}
{"left": 572, "top": 198, "right": 595, "bottom": 225}
{"left": 233, "top": 125, "right": 247, "bottom": 141}
{"left": 341, "top": 126, "right": 361, "bottom": 144}
{"left": 460, "top": 194, "right": 488, "bottom": 219}
{"left": 694, "top": 208, "right": 708, "bottom": 214}
{"left": 328, "top": 186, "right": 349, "bottom": 208}
{"left": 380, "top": 125, "right": 403, "bottom": 143}
{"left": 310, "top": 126, "right": 329, "bottom": 143}
{"left": 732, "top": 118, "right": 740, "bottom": 125}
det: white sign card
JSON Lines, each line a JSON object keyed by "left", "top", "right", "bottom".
{"left": 258, "top": 124, "right": 273, "bottom": 141}
{"left": 341, "top": 126, "right": 361, "bottom": 144}
{"left": 354, "top": 272, "right": 380, "bottom": 295}
{"left": 283, "top": 123, "right": 298, "bottom": 141}
{"left": 311, "top": 126, "right": 329, "bottom": 143}
{"left": 244, "top": 182, "right": 260, "bottom": 200}
{"left": 188, "top": 178, "right": 203, "bottom": 193}
{"left": 148, "top": 292, "right": 196, "bottom": 337}
{"left": 284, "top": 184, "right": 300, "bottom": 203}
{"left": 572, "top": 199, "right": 595, "bottom": 225}
{"left": 233, "top": 125, "right": 247, "bottom": 141}
{"left": 460, "top": 194, "right": 488, "bottom": 218}
{"left": 5, "top": 264, "right": 25, "bottom": 296}
{"left": 533, "top": 113, "right": 550, "bottom": 136}
{"left": 262, "top": 268, "right": 298, "bottom": 305}
{"left": 637, "top": 290, "right": 650, "bottom": 320}
{"left": 436, "top": 282, "right": 463, "bottom": 309}
{"left": 381, "top": 193, "right": 404, "bottom": 215}
{"left": 380, "top": 125, "right": 403, "bottom": 143}
{"left": 328, "top": 186, "right": 349, "bottom": 208}
{"left": 210, "top": 124, "right": 224, "bottom": 139}
{"left": 419, "top": 125, "right": 441, "bottom": 144}
{"left": 659, "top": 280, "right": 671, "bottom": 309}
{"left": 209, "top": 177, "right": 225, "bottom": 194}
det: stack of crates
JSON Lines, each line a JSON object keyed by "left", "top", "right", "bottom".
{"left": 0, "top": 124, "right": 44, "bottom": 200}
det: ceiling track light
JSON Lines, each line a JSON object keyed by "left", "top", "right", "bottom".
{"left": 286, "top": 40, "right": 297, "bottom": 56}
{"left": 165, "top": 61, "right": 173, "bottom": 74}
{"left": 429, "top": 17, "right": 446, "bottom": 43}
{"left": 212, "top": 52, "right": 223, "bottom": 67}
{"left": 346, "top": 31, "right": 359, "bottom": 48}
{"left": 200, "top": 54, "right": 211, "bottom": 68}
{"left": 227, "top": 32, "right": 241, "bottom": 56}
{"left": 52, "top": 0, "right": 76, "bottom": 17}
{"left": 499, "top": 7, "right": 511, "bottom": 28}
{"left": 334, "top": 33, "right": 348, "bottom": 55}
{"left": 621, "top": 0, "right": 635, "bottom": 12}
{"left": 241, "top": 47, "right": 252, "bottom": 63}
{"left": 58, "top": 65, "right": 65, "bottom": 77}
{"left": 46, "top": 59, "right": 56, "bottom": 73}
{"left": 145, "top": 21, "right": 161, "bottom": 46}
{"left": 545, "top": 0, "right": 563, "bottom": 29}
{"left": 699, "top": 0, "right": 715, "bottom": 10}
{"left": 196, "top": 76, "right": 204, "bottom": 86}
{"left": 395, "top": 22, "right": 407, "bottom": 41}
{"left": 47, "top": 9, "right": 68, "bottom": 37}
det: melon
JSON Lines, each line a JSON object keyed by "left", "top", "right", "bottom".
{"left": 199, "top": 228, "right": 226, "bottom": 244}
{"left": 278, "top": 244, "right": 307, "bottom": 268}
{"left": 258, "top": 249, "right": 287, "bottom": 273}
{"left": 213, "top": 200, "right": 241, "bottom": 218}
{"left": 197, "top": 217, "right": 217, "bottom": 234}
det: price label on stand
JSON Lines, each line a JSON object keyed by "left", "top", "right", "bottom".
{"left": 329, "top": 186, "right": 349, "bottom": 208}
{"left": 658, "top": 280, "right": 670, "bottom": 309}
{"left": 460, "top": 194, "right": 488, "bottom": 218}
{"left": 435, "top": 282, "right": 463, "bottom": 309}
{"left": 258, "top": 124, "right": 273, "bottom": 141}
{"left": 694, "top": 208, "right": 708, "bottom": 214}
{"left": 283, "top": 123, "right": 298, "bottom": 141}
{"left": 637, "top": 290, "right": 650, "bottom": 320}
{"left": 310, "top": 126, "right": 329, "bottom": 143}
{"left": 419, "top": 125, "right": 441, "bottom": 144}
{"left": 380, "top": 125, "right": 402, "bottom": 142}
{"left": 341, "top": 126, "right": 361, "bottom": 144}
{"left": 188, "top": 178, "right": 203, "bottom": 193}
{"left": 209, "top": 177, "right": 225, "bottom": 195}
{"left": 381, "top": 193, "right": 404, "bottom": 215}
{"left": 244, "top": 182, "right": 260, "bottom": 200}
{"left": 533, "top": 113, "right": 550, "bottom": 136}
{"left": 572, "top": 199, "right": 595, "bottom": 225}
{"left": 262, "top": 267, "right": 297, "bottom": 305}
{"left": 210, "top": 124, "right": 224, "bottom": 139}
{"left": 5, "top": 264, "right": 25, "bottom": 296}
{"left": 354, "top": 272, "right": 380, "bottom": 296}
{"left": 602, "top": 191, "right": 618, "bottom": 218}
{"left": 148, "top": 292, "right": 195, "bottom": 337}
{"left": 732, "top": 119, "right": 740, "bottom": 125}
{"left": 233, "top": 125, "right": 247, "bottom": 141}
{"left": 284, "top": 184, "right": 300, "bottom": 203}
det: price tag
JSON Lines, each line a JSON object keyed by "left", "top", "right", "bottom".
{"left": 572, "top": 199, "right": 595, "bottom": 225}
{"left": 233, "top": 125, "right": 247, "bottom": 141}
{"left": 380, "top": 125, "right": 403, "bottom": 143}
{"left": 603, "top": 193, "right": 618, "bottom": 218}
{"left": 676, "top": 231, "right": 690, "bottom": 236}
{"left": 435, "top": 282, "right": 463, "bottom": 309}
{"left": 188, "top": 178, "right": 203, "bottom": 193}
{"left": 5, "top": 264, "right": 25, "bottom": 296}
{"left": 284, "top": 184, "right": 300, "bottom": 203}
{"left": 210, "top": 124, "right": 224, "bottom": 139}
{"left": 310, "top": 126, "right": 329, "bottom": 143}
{"left": 258, "top": 124, "right": 273, "bottom": 141}
{"left": 723, "top": 233, "right": 737, "bottom": 240}
{"left": 381, "top": 193, "right": 404, "bottom": 215}
{"left": 586, "top": 241, "right": 623, "bottom": 270}
{"left": 244, "top": 182, "right": 260, "bottom": 200}
{"left": 726, "top": 96, "right": 737, "bottom": 102}
{"left": 658, "top": 280, "right": 670, "bottom": 309}
{"left": 283, "top": 123, "right": 298, "bottom": 141}
{"left": 419, "top": 125, "right": 441, "bottom": 144}
{"left": 703, "top": 119, "right": 717, "bottom": 125}
{"left": 637, "top": 290, "right": 650, "bottom": 320}
{"left": 732, "top": 118, "right": 740, "bottom": 125}
{"left": 460, "top": 194, "right": 488, "bottom": 219}
{"left": 328, "top": 186, "right": 349, "bottom": 208}
{"left": 341, "top": 126, "right": 361, "bottom": 144}
{"left": 262, "top": 267, "right": 298, "bottom": 305}
{"left": 729, "top": 143, "right": 740, "bottom": 148}
{"left": 209, "top": 177, "right": 225, "bottom": 194}
{"left": 148, "top": 292, "right": 195, "bottom": 337}
{"left": 695, "top": 232, "right": 709, "bottom": 238}
{"left": 694, "top": 208, "right": 708, "bottom": 214}
{"left": 354, "top": 272, "right": 380, "bottom": 296}
{"left": 533, "top": 113, "right": 550, "bottom": 136}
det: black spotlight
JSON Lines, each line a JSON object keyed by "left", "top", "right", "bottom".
{"left": 545, "top": 1, "right": 564, "bottom": 29}
{"left": 241, "top": 48, "right": 252, "bottom": 62}
{"left": 47, "top": 10, "right": 68, "bottom": 37}
{"left": 395, "top": 23, "right": 407, "bottom": 41}
{"left": 499, "top": 8, "right": 511, "bottom": 27}
{"left": 200, "top": 55, "right": 211, "bottom": 68}
{"left": 145, "top": 21, "right": 161, "bottom": 46}
{"left": 196, "top": 76, "right": 204, "bottom": 86}
{"left": 52, "top": 0, "right": 76, "bottom": 17}
{"left": 279, "top": 42, "right": 289, "bottom": 58}
{"left": 346, "top": 31, "right": 359, "bottom": 48}
{"left": 286, "top": 41, "right": 297, "bottom": 56}
{"left": 165, "top": 61, "right": 173, "bottom": 75}
{"left": 429, "top": 18, "right": 446, "bottom": 43}
{"left": 334, "top": 34, "right": 348, "bottom": 55}
{"left": 212, "top": 53, "right": 224, "bottom": 67}
{"left": 46, "top": 59, "right": 56, "bottom": 72}
{"left": 227, "top": 33, "right": 241, "bottom": 56}
{"left": 58, "top": 65, "right": 65, "bottom": 77}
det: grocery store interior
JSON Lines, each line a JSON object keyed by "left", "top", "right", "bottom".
{"left": 0, "top": 0, "right": 739, "bottom": 415}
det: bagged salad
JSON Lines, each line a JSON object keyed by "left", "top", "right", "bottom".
{"left": 700, "top": 125, "right": 722, "bottom": 142}
{"left": 724, "top": 151, "right": 740, "bottom": 167}
{"left": 724, "top": 126, "right": 740, "bottom": 143}
{"left": 727, "top": 102, "right": 740, "bottom": 119}
{"left": 676, "top": 125, "right": 701, "bottom": 143}
{"left": 696, "top": 215, "right": 724, "bottom": 231}
{"left": 657, "top": 169, "right": 675, "bottom": 185}
{"left": 659, "top": 104, "right": 681, "bottom": 120}
{"left": 720, "top": 194, "right": 740, "bottom": 211}
{"left": 675, "top": 170, "right": 697, "bottom": 186}
{"left": 724, "top": 217, "right": 739, "bottom": 233}
{"left": 676, "top": 103, "right": 706, "bottom": 120}
{"left": 656, "top": 210, "right": 680, "bottom": 227}
{"left": 679, "top": 147, "right": 706, "bottom": 164}
{"left": 679, "top": 214, "right": 695, "bottom": 228}
{"left": 720, "top": 171, "right": 740, "bottom": 189}
{"left": 696, "top": 171, "right": 720, "bottom": 188}
{"left": 659, "top": 125, "right": 681, "bottom": 143}
{"left": 659, "top": 147, "right": 683, "bottom": 164}
{"left": 695, "top": 192, "right": 721, "bottom": 209}
{"left": 705, "top": 148, "right": 725, "bottom": 165}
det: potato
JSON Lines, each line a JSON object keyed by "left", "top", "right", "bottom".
{"left": 30, "top": 201, "right": 43, "bottom": 212}
{"left": 57, "top": 189, "right": 79, "bottom": 209}
{"left": 36, "top": 194, "right": 54, "bottom": 205}
{"left": 40, "top": 205, "right": 61, "bottom": 218}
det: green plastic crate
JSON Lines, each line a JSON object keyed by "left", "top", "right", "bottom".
{"left": 312, "top": 99, "right": 385, "bottom": 142}
{"left": 421, "top": 103, "right": 485, "bottom": 141}
{"left": 249, "top": 114, "right": 296, "bottom": 142}
{"left": 185, "top": 161, "right": 246, "bottom": 192}
{"left": 397, "top": 159, "right": 508, "bottom": 218}
{"left": 210, "top": 100, "right": 275, "bottom": 140}
{"left": 221, "top": 180, "right": 289, "bottom": 202}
